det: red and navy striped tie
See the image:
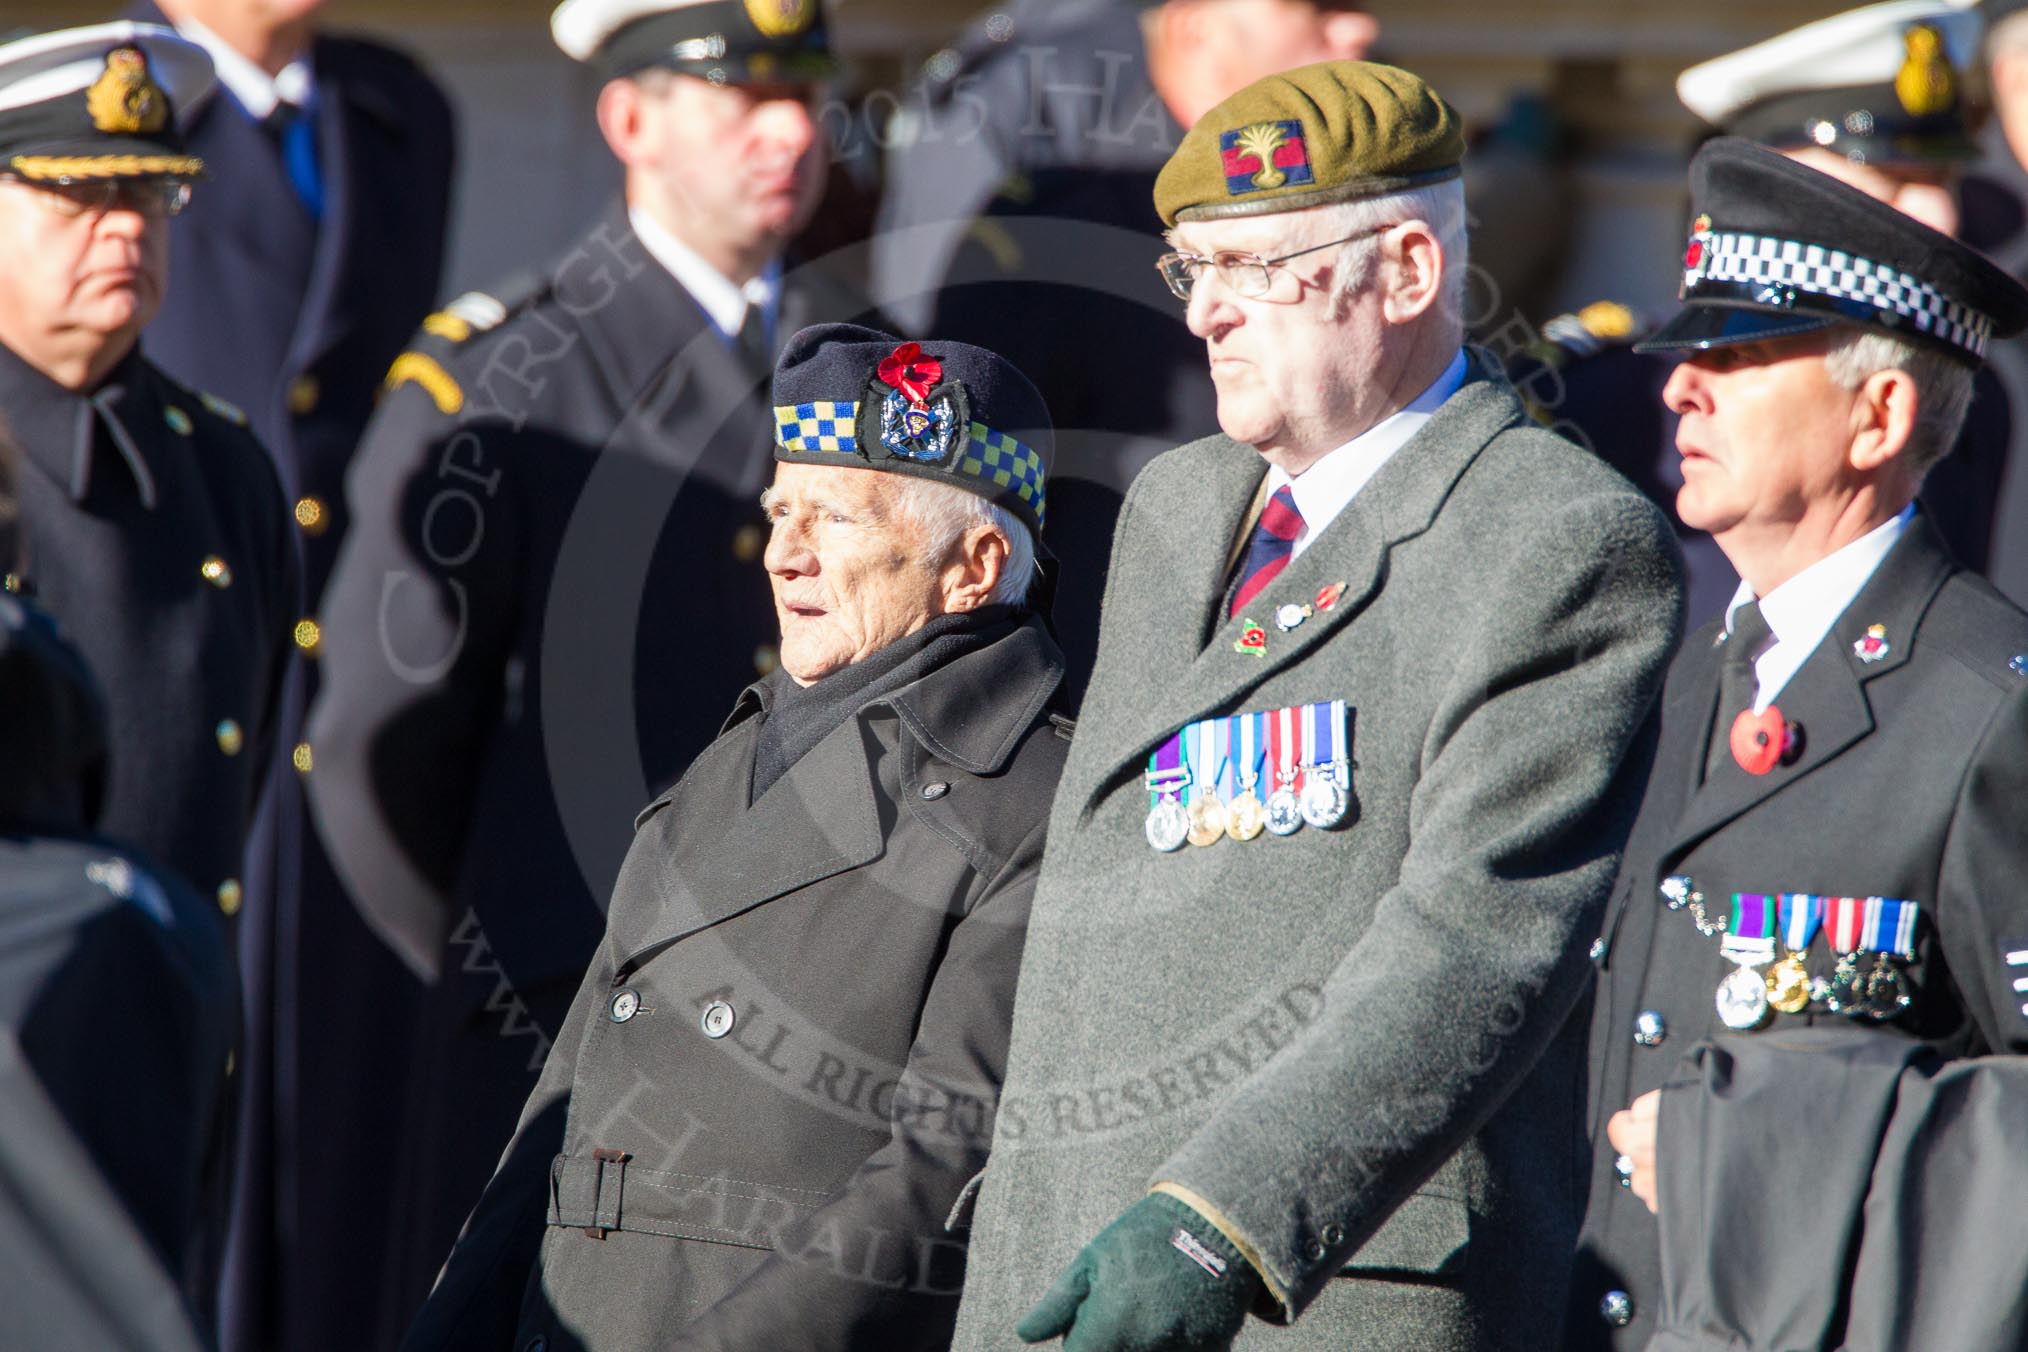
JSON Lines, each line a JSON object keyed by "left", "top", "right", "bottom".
{"left": 1230, "top": 486, "right": 1305, "bottom": 617}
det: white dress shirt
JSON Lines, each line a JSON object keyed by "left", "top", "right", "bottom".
{"left": 1723, "top": 504, "right": 1914, "bottom": 711}
{"left": 628, "top": 205, "right": 779, "bottom": 345}
{"left": 173, "top": 15, "right": 314, "bottom": 120}
{"left": 1266, "top": 348, "right": 1469, "bottom": 560}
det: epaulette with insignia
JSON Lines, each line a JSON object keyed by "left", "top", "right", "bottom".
{"left": 415, "top": 269, "right": 546, "bottom": 345}
{"left": 1535, "top": 300, "right": 1645, "bottom": 365}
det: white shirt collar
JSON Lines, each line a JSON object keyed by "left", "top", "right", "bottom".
{"left": 628, "top": 204, "right": 778, "bottom": 343}
{"left": 1723, "top": 504, "right": 1914, "bottom": 710}
{"left": 1265, "top": 348, "right": 1468, "bottom": 560}
{"left": 172, "top": 15, "right": 314, "bottom": 120}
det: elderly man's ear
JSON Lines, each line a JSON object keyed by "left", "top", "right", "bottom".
{"left": 1380, "top": 221, "right": 1447, "bottom": 326}
{"left": 939, "top": 525, "right": 1011, "bottom": 613}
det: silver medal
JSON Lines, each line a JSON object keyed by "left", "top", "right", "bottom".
{"left": 1299, "top": 772, "right": 1348, "bottom": 830}
{"left": 1716, "top": 965, "right": 1772, "bottom": 1031}
{"left": 1264, "top": 785, "right": 1302, "bottom": 836}
{"left": 1145, "top": 797, "right": 1189, "bottom": 853}
{"left": 1861, "top": 957, "right": 1911, "bottom": 1021}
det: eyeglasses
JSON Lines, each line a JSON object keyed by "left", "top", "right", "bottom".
{"left": 0, "top": 175, "right": 193, "bottom": 220}
{"left": 1155, "top": 223, "right": 1401, "bottom": 301}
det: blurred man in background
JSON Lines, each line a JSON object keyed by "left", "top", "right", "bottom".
{"left": 874, "top": 0, "right": 1376, "bottom": 700}
{"left": 309, "top": 0, "right": 871, "bottom": 1337}
{"left": 124, "top": 4, "right": 457, "bottom": 1348}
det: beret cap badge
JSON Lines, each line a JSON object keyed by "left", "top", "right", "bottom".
{"left": 87, "top": 47, "right": 169, "bottom": 136}
{"left": 872, "top": 342, "right": 965, "bottom": 463}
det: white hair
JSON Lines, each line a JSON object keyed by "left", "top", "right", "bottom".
{"left": 891, "top": 475, "right": 1038, "bottom": 607}
{"left": 1821, "top": 328, "right": 1974, "bottom": 482}
{"left": 1307, "top": 179, "right": 1470, "bottom": 333}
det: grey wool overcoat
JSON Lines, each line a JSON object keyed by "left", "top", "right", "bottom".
{"left": 400, "top": 614, "right": 1071, "bottom": 1351}
{"left": 951, "top": 354, "right": 1685, "bottom": 1351}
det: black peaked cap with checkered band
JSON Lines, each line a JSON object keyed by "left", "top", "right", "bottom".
{"left": 1637, "top": 137, "right": 2028, "bottom": 365}
{"left": 771, "top": 323, "right": 1054, "bottom": 537}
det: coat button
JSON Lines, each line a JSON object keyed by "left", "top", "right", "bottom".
{"left": 700, "top": 1000, "right": 735, "bottom": 1039}
{"left": 1319, "top": 1222, "right": 1345, "bottom": 1246}
{"left": 753, "top": 645, "right": 778, "bottom": 676}
{"left": 294, "top": 618, "right": 322, "bottom": 655}
{"left": 609, "top": 988, "right": 641, "bottom": 1023}
{"left": 292, "top": 742, "right": 314, "bottom": 774}
{"left": 217, "top": 879, "right": 243, "bottom": 916}
{"left": 1633, "top": 1010, "right": 1667, "bottom": 1047}
{"left": 200, "top": 555, "right": 233, "bottom": 588}
{"left": 1600, "top": 1290, "right": 1634, "bottom": 1326}
{"left": 1587, "top": 936, "right": 1607, "bottom": 962}
{"left": 1305, "top": 1238, "right": 1328, "bottom": 1263}
{"left": 920, "top": 781, "right": 950, "bottom": 801}
{"left": 289, "top": 374, "right": 320, "bottom": 415}
{"left": 294, "top": 496, "right": 329, "bottom": 536}
{"left": 731, "top": 523, "right": 764, "bottom": 562}
{"left": 216, "top": 719, "right": 244, "bottom": 756}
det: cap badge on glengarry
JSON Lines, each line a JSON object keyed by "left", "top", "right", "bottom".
{"left": 86, "top": 47, "right": 169, "bottom": 136}
{"left": 745, "top": 0, "right": 816, "bottom": 38}
{"left": 872, "top": 342, "right": 964, "bottom": 462}
{"left": 1221, "top": 119, "right": 1313, "bottom": 196}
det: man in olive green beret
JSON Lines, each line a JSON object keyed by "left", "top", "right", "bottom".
{"left": 951, "top": 61, "right": 1684, "bottom": 1351}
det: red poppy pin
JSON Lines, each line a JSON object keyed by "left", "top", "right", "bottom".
{"left": 877, "top": 342, "right": 943, "bottom": 409}
{"left": 1234, "top": 620, "right": 1268, "bottom": 658}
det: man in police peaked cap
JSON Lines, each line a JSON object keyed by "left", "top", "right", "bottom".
{"left": 308, "top": 0, "right": 877, "bottom": 1330}
{"left": 951, "top": 60, "right": 1682, "bottom": 1352}
{"left": 0, "top": 22, "right": 297, "bottom": 947}
{"left": 401, "top": 323, "right": 1069, "bottom": 1352}
{"left": 1568, "top": 137, "right": 2028, "bottom": 1351}
{"left": 1519, "top": 0, "right": 2018, "bottom": 628}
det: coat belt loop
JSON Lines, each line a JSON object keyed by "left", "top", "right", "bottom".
{"left": 586, "top": 1148, "right": 631, "bottom": 1239}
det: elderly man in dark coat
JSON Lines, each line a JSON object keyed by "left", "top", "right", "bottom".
{"left": 401, "top": 324, "right": 1071, "bottom": 1352}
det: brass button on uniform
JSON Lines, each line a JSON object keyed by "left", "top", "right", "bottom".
{"left": 294, "top": 618, "right": 322, "bottom": 655}
{"left": 753, "top": 645, "right": 779, "bottom": 676}
{"left": 731, "top": 523, "right": 764, "bottom": 562}
{"left": 294, "top": 495, "right": 329, "bottom": 536}
{"left": 700, "top": 1000, "right": 735, "bottom": 1039}
{"left": 1600, "top": 1291, "right": 1634, "bottom": 1327}
{"left": 217, "top": 879, "right": 243, "bottom": 916}
{"left": 200, "top": 555, "right": 232, "bottom": 588}
{"left": 289, "top": 373, "right": 320, "bottom": 415}
{"left": 292, "top": 742, "right": 314, "bottom": 774}
{"left": 216, "top": 719, "right": 244, "bottom": 756}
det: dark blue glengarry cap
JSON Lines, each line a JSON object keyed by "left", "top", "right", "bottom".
{"left": 1635, "top": 137, "right": 2028, "bottom": 365}
{"left": 772, "top": 324, "right": 1052, "bottom": 535}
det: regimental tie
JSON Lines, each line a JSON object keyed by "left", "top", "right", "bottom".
{"left": 1230, "top": 486, "right": 1305, "bottom": 619}
{"left": 1706, "top": 601, "right": 1772, "bottom": 782}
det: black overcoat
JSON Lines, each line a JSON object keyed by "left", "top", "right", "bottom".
{"left": 1568, "top": 514, "right": 2028, "bottom": 1349}
{"left": 402, "top": 614, "right": 1070, "bottom": 1351}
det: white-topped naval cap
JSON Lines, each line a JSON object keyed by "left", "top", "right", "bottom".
{"left": 1677, "top": 0, "right": 1982, "bottom": 127}
{"left": 552, "top": 0, "right": 712, "bottom": 62}
{"left": 0, "top": 21, "right": 215, "bottom": 121}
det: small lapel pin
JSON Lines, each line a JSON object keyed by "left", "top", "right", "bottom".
{"left": 1233, "top": 619, "right": 1268, "bottom": 658}
{"left": 2010, "top": 654, "right": 2028, "bottom": 678}
{"left": 1275, "top": 603, "right": 1311, "bottom": 632}
{"left": 1853, "top": 624, "right": 1891, "bottom": 664}
{"left": 1314, "top": 582, "right": 1345, "bottom": 612}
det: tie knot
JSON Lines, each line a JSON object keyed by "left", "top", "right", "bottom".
{"left": 1726, "top": 601, "right": 1772, "bottom": 662}
{"left": 1260, "top": 485, "right": 1304, "bottom": 542}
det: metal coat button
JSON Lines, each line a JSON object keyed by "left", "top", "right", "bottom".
{"left": 1319, "top": 1222, "right": 1345, "bottom": 1247}
{"left": 289, "top": 374, "right": 320, "bottom": 415}
{"left": 200, "top": 555, "right": 232, "bottom": 588}
{"left": 920, "top": 781, "right": 950, "bottom": 801}
{"left": 1305, "top": 1238, "right": 1327, "bottom": 1263}
{"left": 217, "top": 879, "right": 243, "bottom": 916}
{"left": 1633, "top": 1010, "right": 1667, "bottom": 1047}
{"left": 609, "top": 988, "right": 640, "bottom": 1023}
{"left": 216, "top": 719, "right": 244, "bottom": 756}
{"left": 1587, "top": 936, "right": 1607, "bottom": 962}
{"left": 701, "top": 1000, "right": 735, "bottom": 1039}
{"left": 294, "top": 496, "right": 329, "bottom": 536}
{"left": 1600, "top": 1290, "right": 1634, "bottom": 1327}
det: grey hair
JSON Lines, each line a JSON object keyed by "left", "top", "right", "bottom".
{"left": 1307, "top": 180, "right": 1470, "bottom": 332}
{"left": 1821, "top": 328, "right": 1974, "bottom": 483}
{"left": 891, "top": 476, "right": 1038, "bottom": 607}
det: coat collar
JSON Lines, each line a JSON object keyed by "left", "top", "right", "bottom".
{"left": 614, "top": 615, "right": 1063, "bottom": 970}
{"left": 1064, "top": 348, "right": 1526, "bottom": 817}
{"left": 1662, "top": 512, "right": 1956, "bottom": 861}
{"left": 0, "top": 343, "right": 161, "bottom": 509}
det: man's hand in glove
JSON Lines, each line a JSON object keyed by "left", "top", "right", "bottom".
{"left": 1015, "top": 1192, "right": 1260, "bottom": 1352}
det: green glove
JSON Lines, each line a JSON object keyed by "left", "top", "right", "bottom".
{"left": 1015, "top": 1192, "right": 1259, "bottom": 1351}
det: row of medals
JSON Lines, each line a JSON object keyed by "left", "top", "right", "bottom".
{"left": 1145, "top": 761, "right": 1350, "bottom": 853}
{"left": 1664, "top": 880, "right": 1914, "bottom": 1031}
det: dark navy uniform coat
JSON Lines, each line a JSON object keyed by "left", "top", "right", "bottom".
{"left": 1568, "top": 515, "right": 2028, "bottom": 1349}
{"left": 308, "top": 202, "right": 875, "bottom": 1338}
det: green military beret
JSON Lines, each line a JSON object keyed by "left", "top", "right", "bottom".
{"left": 1154, "top": 61, "right": 1465, "bottom": 226}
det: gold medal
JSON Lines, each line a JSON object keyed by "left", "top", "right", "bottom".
{"left": 1225, "top": 791, "right": 1265, "bottom": 842}
{"left": 1185, "top": 797, "right": 1227, "bottom": 847}
{"left": 1765, "top": 953, "right": 1812, "bottom": 1014}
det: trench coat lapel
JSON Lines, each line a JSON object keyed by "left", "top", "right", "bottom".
{"left": 1661, "top": 516, "right": 1953, "bottom": 862}
{"left": 1066, "top": 354, "right": 1523, "bottom": 818}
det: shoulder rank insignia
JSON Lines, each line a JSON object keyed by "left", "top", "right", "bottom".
{"left": 199, "top": 391, "right": 249, "bottom": 427}
{"left": 421, "top": 290, "right": 514, "bottom": 344}
{"left": 385, "top": 353, "right": 464, "bottom": 415}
